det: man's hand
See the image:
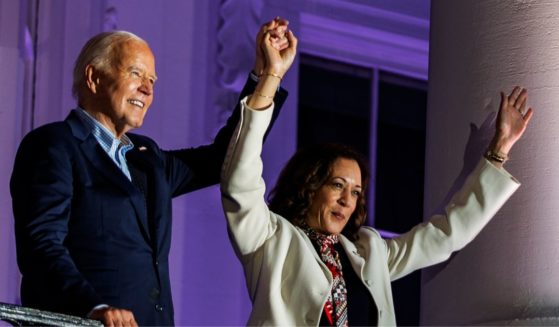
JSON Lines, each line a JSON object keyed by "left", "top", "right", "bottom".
{"left": 89, "top": 306, "right": 138, "bottom": 327}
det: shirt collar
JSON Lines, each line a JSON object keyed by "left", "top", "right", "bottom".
{"left": 74, "top": 108, "right": 134, "bottom": 155}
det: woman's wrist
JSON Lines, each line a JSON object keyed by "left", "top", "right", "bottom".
{"left": 263, "top": 65, "right": 286, "bottom": 78}
{"left": 247, "top": 72, "right": 281, "bottom": 110}
{"left": 259, "top": 72, "right": 283, "bottom": 81}
{"left": 488, "top": 136, "right": 512, "bottom": 157}
{"left": 255, "top": 73, "right": 281, "bottom": 91}
{"left": 484, "top": 149, "right": 508, "bottom": 165}
{"left": 485, "top": 136, "right": 513, "bottom": 166}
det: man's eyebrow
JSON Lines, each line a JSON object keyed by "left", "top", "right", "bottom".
{"left": 128, "top": 65, "right": 158, "bottom": 81}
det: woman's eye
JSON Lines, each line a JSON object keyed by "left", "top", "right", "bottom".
{"left": 352, "top": 190, "right": 361, "bottom": 197}
{"left": 131, "top": 71, "right": 141, "bottom": 77}
{"left": 333, "top": 182, "right": 343, "bottom": 189}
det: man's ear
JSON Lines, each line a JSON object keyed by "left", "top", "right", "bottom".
{"left": 85, "top": 65, "right": 101, "bottom": 94}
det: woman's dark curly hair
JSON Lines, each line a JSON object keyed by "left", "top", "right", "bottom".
{"left": 268, "top": 143, "right": 369, "bottom": 241}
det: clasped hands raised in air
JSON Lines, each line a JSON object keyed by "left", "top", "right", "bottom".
{"left": 253, "top": 17, "right": 297, "bottom": 80}
{"left": 249, "top": 17, "right": 298, "bottom": 110}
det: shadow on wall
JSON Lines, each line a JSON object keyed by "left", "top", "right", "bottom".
{"left": 423, "top": 110, "right": 498, "bottom": 283}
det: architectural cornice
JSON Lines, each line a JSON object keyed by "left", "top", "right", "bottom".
{"left": 300, "top": 0, "right": 429, "bottom": 80}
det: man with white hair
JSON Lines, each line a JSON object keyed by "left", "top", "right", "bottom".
{"left": 11, "top": 18, "right": 293, "bottom": 326}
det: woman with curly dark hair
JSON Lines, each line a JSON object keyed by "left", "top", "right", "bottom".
{"left": 268, "top": 143, "right": 369, "bottom": 242}
{"left": 220, "top": 20, "right": 533, "bottom": 326}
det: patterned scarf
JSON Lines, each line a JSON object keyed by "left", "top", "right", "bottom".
{"left": 302, "top": 223, "right": 349, "bottom": 327}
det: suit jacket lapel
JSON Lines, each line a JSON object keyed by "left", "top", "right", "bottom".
{"left": 126, "top": 146, "right": 159, "bottom": 251}
{"left": 65, "top": 111, "right": 152, "bottom": 244}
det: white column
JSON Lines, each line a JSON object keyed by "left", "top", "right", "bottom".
{"left": 422, "top": 1, "right": 559, "bottom": 325}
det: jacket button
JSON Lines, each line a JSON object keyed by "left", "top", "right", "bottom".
{"left": 155, "top": 304, "right": 164, "bottom": 312}
{"left": 150, "top": 288, "right": 160, "bottom": 300}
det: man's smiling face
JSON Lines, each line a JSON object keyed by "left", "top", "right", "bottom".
{"left": 93, "top": 39, "right": 157, "bottom": 137}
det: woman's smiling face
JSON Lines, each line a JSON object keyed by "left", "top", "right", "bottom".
{"left": 305, "top": 158, "right": 362, "bottom": 235}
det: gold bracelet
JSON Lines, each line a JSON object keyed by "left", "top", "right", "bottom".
{"left": 484, "top": 149, "right": 508, "bottom": 163}
{"left": 253, "top": 91, "right": 274, "bottom": 99}
{"left": 260, "top": 73, "right": 283, "bottom": 80}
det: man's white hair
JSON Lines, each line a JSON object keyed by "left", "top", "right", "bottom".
{"left": 72, "top": 30, "right": 147, "bottom": 100}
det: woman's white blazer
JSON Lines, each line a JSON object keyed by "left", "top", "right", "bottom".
{"left": 221, "top": 99, "right": 520, "bottom": 326}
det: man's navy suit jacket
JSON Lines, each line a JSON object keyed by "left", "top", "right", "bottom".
{"left": 10, "top": 76, "right": 287, "bottom": 326}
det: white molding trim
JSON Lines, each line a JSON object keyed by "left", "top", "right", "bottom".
{"left": 299, "top": 1, "right": 429, "bottom": 80}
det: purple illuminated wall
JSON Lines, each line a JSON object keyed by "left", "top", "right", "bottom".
{"left": 0, "top": 0, "right": 429, "bottom": 325}
{"left": 0, "top": 0, "right": 23, "bottom": 306}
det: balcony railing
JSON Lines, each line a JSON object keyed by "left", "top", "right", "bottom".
{"left": 0, "top": 302, "right": 102, "bottom": 327}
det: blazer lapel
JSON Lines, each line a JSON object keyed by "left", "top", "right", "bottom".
{"left": 339, "top": 236, "right": 367, "bottom": 277}
{"left": 66, "top": 111, "right": 152, "bottom": 244}
{"left": 296, "top": 227, "right": 334, "bottom": 281}
{"left": 126, "top": 144, "right": 160, "bottom": 251}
